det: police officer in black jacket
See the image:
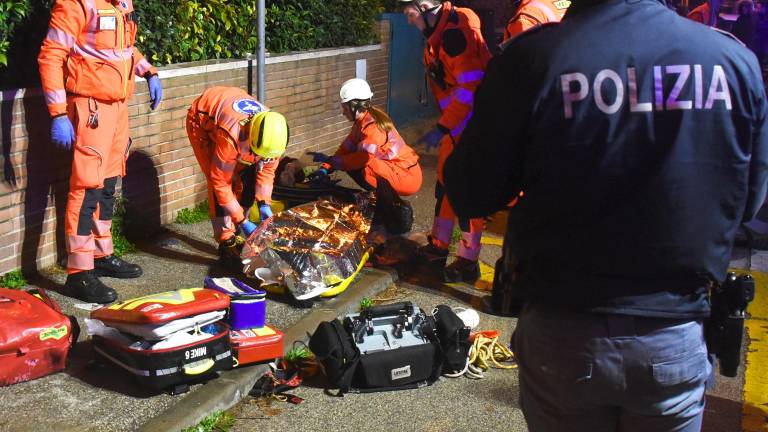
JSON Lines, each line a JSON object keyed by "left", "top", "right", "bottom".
{"left": 444, "top": 0, "right": 768, "bottom": 429}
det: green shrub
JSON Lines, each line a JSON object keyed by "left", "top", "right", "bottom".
{"left": 1, "top": 0, "right": 384, "bottom": 89}
{"left": 176, "top": 200, "right": 210, "bottom": 224}
{"left": 0, "top": 1, "right": 29, "bottom": 66}
{"left": 0, "top": 269, "right": 27, "bottom": 289}
{"left": 0, "top": 0, "right": 53, "bottom": 88}
{"left": 133, "top": 0, "right": 178, "bottom": 65}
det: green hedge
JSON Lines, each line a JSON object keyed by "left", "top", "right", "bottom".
{"left": 0, "top": 0, "right": 383, "bottom": 89}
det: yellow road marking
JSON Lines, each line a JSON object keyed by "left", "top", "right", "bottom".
{"left": 474, "top": 260, "right": 494, "bottom": 291}
{"left": 444, "top": 260, "right": 495, "bottom": 291}
{"left": 743, "top": 270, "right": 768, "bottom": 432}
{"left": 481, "top": 236, "right": 503, "bottom": 247}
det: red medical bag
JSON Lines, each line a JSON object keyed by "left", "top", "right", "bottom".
{"left": 92, "top": 322, "right": 232, "bottom": 395}
{"left": 230, "top": 325, "right": 284, "bottom": 367}
{"left": 91, "top": 288, "right": 230, "bottom": 324}
{"left": 90, "top": 288, "right": 232, "bottom": 394}
{"left": 0, "top": 288, "right": 78, "bottom": 386}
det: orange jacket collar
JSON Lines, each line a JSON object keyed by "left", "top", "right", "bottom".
{"left": 427, "top": 1, "right": 454, "bottom": 51}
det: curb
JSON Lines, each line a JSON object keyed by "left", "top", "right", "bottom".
{"left": 137, "top": 267, "right": 396, "bottom": 432}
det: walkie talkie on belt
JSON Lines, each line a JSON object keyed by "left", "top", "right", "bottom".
{"left": 705, "top": 230, "right": 756, "bottom": 377}
{"left": 705, "top": 271, "right": 755, "bottom": 377}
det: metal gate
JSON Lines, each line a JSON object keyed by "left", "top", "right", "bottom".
{"left": 382, "top": 13, "right": 439, "bottom": 127}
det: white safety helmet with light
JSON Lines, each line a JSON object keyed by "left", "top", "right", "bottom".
{"left": 339, "top": 78, "right": 374, "bottom": 103}
{"left": 398, "top": 0, "right": 442, "bottom": 8}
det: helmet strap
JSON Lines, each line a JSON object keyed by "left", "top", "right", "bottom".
{"left": 420, "top": 2, "right": 443, "bottom": 37}
{"left": 348, "top": 100, "right": 369, "bottom": 118}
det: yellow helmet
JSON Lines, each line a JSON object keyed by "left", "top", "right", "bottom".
{"left": 249, "top": 111, "right": 289, "bottom": 159}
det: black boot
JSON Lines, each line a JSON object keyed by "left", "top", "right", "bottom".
{"left": 444, "top": 257, "right": 480, "bottom": 284}
{"left": 94, "top": 255, "right": 143, "bottom": 279}
{"left": 218, "top": 236, "right": 245, "bottom": 272}
{"left": 64, "top": 270, "right": 118, "bottom": 303}
{"left": 415, "top": 238, "right": 449, "bottom": 268}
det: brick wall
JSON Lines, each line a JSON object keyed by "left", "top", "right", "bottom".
{"left": 0, "top": 20, "right": 390, "bottom": 275}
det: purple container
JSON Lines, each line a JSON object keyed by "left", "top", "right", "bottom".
{"left": 230, "top": 294, "right": 266, "bottom": 330}
{"left": 204, "top": 277, "right": 267, "bottom": 330}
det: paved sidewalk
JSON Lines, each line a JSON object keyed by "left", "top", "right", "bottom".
{"left": 1, "top": 118, "right": 760, "bottom": 432}
{"left": 0, "top": 217, "right": 396, "bottom": 432}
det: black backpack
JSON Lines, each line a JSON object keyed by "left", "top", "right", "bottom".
{"left": 432, "top": 305, "right": 471, "bottom": 374}
{"left": 309, "top": 303, "right": 443, "bottom": 394}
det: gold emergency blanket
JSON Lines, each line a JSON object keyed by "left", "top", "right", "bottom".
{"left": 242, "top": 195, "right": 372, "bottom": 299}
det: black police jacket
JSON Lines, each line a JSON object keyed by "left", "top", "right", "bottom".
{"left": 444, "top": 0, "right": 768, "bottom": 317}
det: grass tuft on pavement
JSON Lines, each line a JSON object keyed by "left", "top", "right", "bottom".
{"left": 112, "top": 197, "right": 137, "bottom": 257}
{"left": 182, "top": 411, "right": 235, "bottom": 432}
{"left": 0, "top": 269, "right": 27, "bottom": 289}
{"left": 176, "top": 200, "right": 210, "bottom": 224}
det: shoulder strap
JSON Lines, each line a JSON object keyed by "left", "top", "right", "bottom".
{"left": 330, "top": 319, "right": 360, "bottom": 395}
{"left": 420, "top": 315, "right": 444, "bottom": 382}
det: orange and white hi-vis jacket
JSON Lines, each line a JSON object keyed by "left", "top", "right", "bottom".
{"left": 504, "top": 0, "right": 570, "bottom": 41}
{"left": 189, "top": 87, "right": 278, "bottom": 225}
{"left": 38, "top": 0, "right": 157, "bottom": 117}
{"left": 687, "top": 2, "right": 712, "bottom": 25}
{"left": 333, "top": 111, "right": 419, "bottom": 172}
{"left": 424, "top": 2, "right": 491, "bottom": 138}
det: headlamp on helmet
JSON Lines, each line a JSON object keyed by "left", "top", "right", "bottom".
{"left": 249, "top": 111, "right": 288, "bottom": 160}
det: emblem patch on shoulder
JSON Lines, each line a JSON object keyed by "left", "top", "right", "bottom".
{"left": 233, "top": 99, "right": 265, "bottom": 115}
{"left": 553, "top": 0, "right": 571, "bottom": 9}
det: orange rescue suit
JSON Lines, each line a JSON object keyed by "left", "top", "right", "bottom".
{"left": 186, "top": 87, "right": 278, "bottom": 242}
{"left": 332, "top": 111, "right": 422, "bottom": 196}
{"left": 687, "top": 2, "right": 712, "bottom": 25}
{"left": 38, "top": 0, "right": 155, "bottom": 117}
{"left": 504, "top": 0, "right": 570, "bottom": 41}
{"left": 424, "top": 2, "right": 490, "bottom": 261}
{"left": 38, "top": 0, "right": 157, "bottom": 274}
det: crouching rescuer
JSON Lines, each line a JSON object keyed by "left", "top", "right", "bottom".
{"left": 38, "top": 0, "right": 164, "bottom": 303}
{"left": 186, "top": 87, "right": 289, "bottom": 269}
{"left": 307, "top": 78, "right": 422, "bottom": 234}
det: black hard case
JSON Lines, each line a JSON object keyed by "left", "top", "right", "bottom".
{"left": 92, "top": 322, "right": 232, "bottom": 394}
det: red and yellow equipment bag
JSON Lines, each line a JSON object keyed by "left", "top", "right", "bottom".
{"left": 91, "top": 288, "right": 230, "bottom": 324}
{"left": 230, "top": 325, "right": 284, "bottom": 367}
{"left": 0, "top": 288, "right": 78, "bottom": 386}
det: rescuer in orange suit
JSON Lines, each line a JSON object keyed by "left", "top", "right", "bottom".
{"left": 399, "top": 0, "right": 491, "bottom": 284}
{"left": 38, "top": 0, "right": 163, "bottom": 304}
{"left": 307, "top": 78, "right": 422, "bottom": 204}
{"left": 688, "top": 0, "right": 719, "bottom": 25}
{"left": 504, "top": 0, "right": 570, "bottom": 41}
{"left": 186, "top": 87, "right": 289, "bottom": 270}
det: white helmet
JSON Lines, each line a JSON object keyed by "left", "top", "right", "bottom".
{"left": 340, "top": 78, "right": 373, "bottom": 103}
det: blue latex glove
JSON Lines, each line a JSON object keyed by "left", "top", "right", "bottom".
{"left": 240, "top": 219, "right": 257, "bottom": 236}
{"left": 306, "top": 151, "right": 331, "bottom": 163}
{"left": 148, "top": 75, "right": 163, "bottom": 110}
{"left": 307, "top": 167, "right": 329, "bottom": 182}
{"left": 51, "top": 115, "right": 75, "bottom": 150}
{"left": 258, "top": 203, "right": 273, "bottom": 221}
{"left": 418, "top": 126, "right": 446, "bottom": 151}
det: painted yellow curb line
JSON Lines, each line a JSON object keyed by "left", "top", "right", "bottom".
{"left": 474, "top": 260, "right": 494, "bottom": 291}
{"left": 444, "top": 260, "right": 495, "bottom": 292}
{"left": 481, "top": 236, "right": 503, "bottom": 247}
{"left": 743, "top": 270, "right": 768, "bottom": 432}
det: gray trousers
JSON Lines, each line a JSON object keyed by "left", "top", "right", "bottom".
{"left": 513, "top": 303, "right": 710, "bottom": 432}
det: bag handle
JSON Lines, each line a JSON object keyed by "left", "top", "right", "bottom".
{"left": 33, "top": 288, "right": 62, "bottom": 313}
